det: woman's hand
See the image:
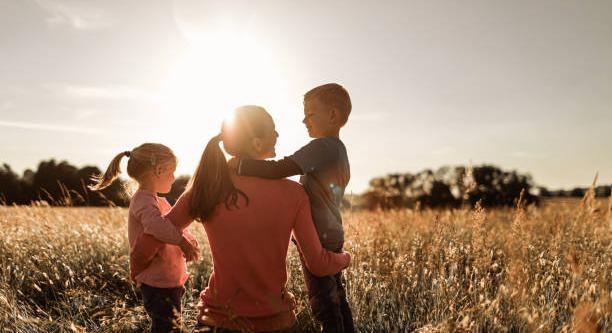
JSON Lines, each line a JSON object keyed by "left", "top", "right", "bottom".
{"left": 179, "top": 236, "right": 200, "bottom": 262}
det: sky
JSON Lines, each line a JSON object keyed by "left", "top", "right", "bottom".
{"left": 1, "top": 0, "right": 611, "bottom": 193}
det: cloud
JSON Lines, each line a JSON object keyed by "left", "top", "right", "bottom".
{"left": 47, "top": 84, "right": 160, "bottom": 101}
{"left": 34, "top": 0, "right": 112, "bottom": 30}
{"left": 0, "top": 120, "right": 102, "bottom": 134}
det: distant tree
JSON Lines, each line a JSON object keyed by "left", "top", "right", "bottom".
{"left": 16, "top": 159, "right": 130, "bottom": 206}
{"left": 537, "top": 187, "right": 551, "bottom": 197}
{"left": 595, "top": 185, "right": 611, "bottom": 197}
{"left": 76, "top": 166, "right": 129, "bottom": 206}
{"left": 364, "top": 164, "right": 538, "bottom": 210}
{"left": 570, "top": 187, "right": 586, "bottom": 198}
{"left": 463, "top": 165, "right": 538, "bottom": 207}
{"left": 161, "top": 175, "right": 190, "bottom": 205}
{"left": 0, "top": 164, "right": 23, "bottom": 204}
{"left": 31, "top": 160, "right": 76, "bottom": 204}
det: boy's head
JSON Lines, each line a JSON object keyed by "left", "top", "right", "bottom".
{"left": 302, "top": 83, "right": 351, "bottom": 138}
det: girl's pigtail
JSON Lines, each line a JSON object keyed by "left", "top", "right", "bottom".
{"left": 89, "top": 151, "right": 130, "bottom": 191}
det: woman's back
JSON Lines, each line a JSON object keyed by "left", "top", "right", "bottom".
{"left": 171, "top": 174, "right": 349, "bottom": 331}
{"left": 202, "top": 175, "right": 304, "bottom": 316}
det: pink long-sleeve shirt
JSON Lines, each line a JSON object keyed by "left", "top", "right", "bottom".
{"left": 128, "top": 189, "right": 192, "bottom": 288}
{"left": 132, "top": 175, "right": 351, "bottom": 332}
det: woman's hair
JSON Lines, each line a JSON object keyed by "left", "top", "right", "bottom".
{"left": 187, "top": 105, "right": 274, "bottom": 222}
{"left": 89, "top": 143, "right": 177, "bottom": 191}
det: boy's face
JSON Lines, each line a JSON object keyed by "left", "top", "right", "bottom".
{"left": 302, "top": 97, "right": 337, "bottom": 138}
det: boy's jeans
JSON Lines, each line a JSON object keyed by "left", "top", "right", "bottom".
{"left": 140, "top": 283, "right": 185, "bottom": 333}
{"left": 299, "top": 245, "right": 355, "bottom": 333}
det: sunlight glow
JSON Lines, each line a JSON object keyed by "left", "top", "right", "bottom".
{"left": 159, "top": 15, "right": 288, "bottom": 173}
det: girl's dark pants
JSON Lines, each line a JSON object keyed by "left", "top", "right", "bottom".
{"left": 141, "top": 283, "right": 185, "bottom": 333}
{"left": 299, "top": 245, "right": 355, "bottom": 333}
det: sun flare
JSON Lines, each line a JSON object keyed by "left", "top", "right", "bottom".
{"left": 159, "top": 19, "right": 288, "bottom": 172}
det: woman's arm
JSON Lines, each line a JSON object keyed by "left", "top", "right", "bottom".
{"left": 164, "top": 191, "right": 194, "bottom": 229}
{"left": 291, "top": 196, "right": 351, "bottom": 277}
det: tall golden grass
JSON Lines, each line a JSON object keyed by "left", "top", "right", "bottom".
{"left": 0, "top": 196, "right": 610, "bottom": 332}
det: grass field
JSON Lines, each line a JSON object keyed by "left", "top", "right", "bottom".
{"left": 0, "top": 196, "right": 610, "bottom": 332}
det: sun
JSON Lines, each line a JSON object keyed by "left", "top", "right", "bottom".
{"left": 158, "top": 17, "right": 288, "bottom": 174}
{"left": 162, "top": 25, "right": 284, "bottom": 122}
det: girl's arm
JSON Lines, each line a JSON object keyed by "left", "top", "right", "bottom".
{"left": 291, "top": 195, "right": 351, "bottom": 277}
{"left": 130, "top": 193, "right": 196, "bottom": 281}
{"left": 134, "top": 198, "right": 183, "bottom": 245}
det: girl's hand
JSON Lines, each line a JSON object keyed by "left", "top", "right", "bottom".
{"left": 179, "top": 236, "right": 200, "bottom": 262}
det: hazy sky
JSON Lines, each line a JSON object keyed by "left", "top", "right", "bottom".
{"left": 1, "top": 0, "right": 611, "bottom": 193}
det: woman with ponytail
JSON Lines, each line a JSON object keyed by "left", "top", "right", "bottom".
{"left": 91, "top": 143, "right": 200, "bottom": 333}
{"left": 132, "top": 106, "right": 351, "bottom": 332}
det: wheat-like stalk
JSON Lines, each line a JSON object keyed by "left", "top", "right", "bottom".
{"left": 0, "top": 199, "right": 610, "bottom": 332}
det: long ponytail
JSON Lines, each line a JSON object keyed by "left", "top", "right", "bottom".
{"left": 187, "top": 134, "right": 248, "bottom": 222}
{"left": 89, "top": 151, "right": 130, "bottom": 191}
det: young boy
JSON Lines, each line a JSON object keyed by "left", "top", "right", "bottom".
{"left": 233, "top": 83, "right": 354, "bottom": 332}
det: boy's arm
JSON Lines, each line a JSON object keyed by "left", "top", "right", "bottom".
{"left": 237, "top": 138, "right": 338, "bottom": 179}
{"left": 289, "top": 138, "right": 338, "bottom": 174}
{"left": 237, "top": 157, "right": 303, "bottom": 179}
{"left": 291, "top": 195, "right": 351, "bottom": 277}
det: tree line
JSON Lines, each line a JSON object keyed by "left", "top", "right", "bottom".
{"left": 363, "top": 164, "right": 610, "bottom": 210}
{"left": 1, "top": 160, "right": 609, "bottom": 208}
{"left": 0, "top": 160, "right": 189, "bottom": 206}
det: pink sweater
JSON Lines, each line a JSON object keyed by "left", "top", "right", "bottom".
{"left": 132, "top": 175, "right": 351, "bottom": 332}
{"left": 128, "top": 189, "right": 193, "bottom": 288}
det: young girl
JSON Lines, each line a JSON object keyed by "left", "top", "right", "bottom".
{"left": 90, "top": 143, "right": 199, "bottom": 333}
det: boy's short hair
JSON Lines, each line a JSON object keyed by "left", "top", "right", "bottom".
{"left": 304, "top": 83, "right": 352, "bottom": 126}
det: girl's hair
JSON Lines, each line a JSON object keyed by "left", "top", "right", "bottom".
{"left": 187, "top": 105, "right": 274, "bottom": 222}
{"left": 89, "top": 143, "right": 177, "bottom": 191}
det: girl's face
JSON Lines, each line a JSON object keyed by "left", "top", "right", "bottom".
{"left": 153, "top": 161, "right": 176, "bottom": 194}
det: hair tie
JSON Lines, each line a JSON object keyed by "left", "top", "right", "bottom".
{"left": 124, "top": 151, "right": 131, "bottom": 158}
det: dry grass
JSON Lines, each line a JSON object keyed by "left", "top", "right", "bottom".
{"left": 0, "top": 198, "right": 610, "bottom": 332}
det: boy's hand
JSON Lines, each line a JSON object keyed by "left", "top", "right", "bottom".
{"left": 227, "top": 157, "right": 240, "bottom": 171}
{"left": 179, "top": 236, "right": 200, "bottom": 262}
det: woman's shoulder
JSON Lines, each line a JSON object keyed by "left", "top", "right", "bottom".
{"left": 234, "top": 176, "right": 307, "bottom": 198}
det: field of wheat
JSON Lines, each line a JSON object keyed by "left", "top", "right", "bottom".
{"left": 0, "top": 193, "right": 611, "bottom": 332}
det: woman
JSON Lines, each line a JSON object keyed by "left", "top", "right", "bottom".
{"left": 134, "top": 105, "right": 351, "bottom": 332}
